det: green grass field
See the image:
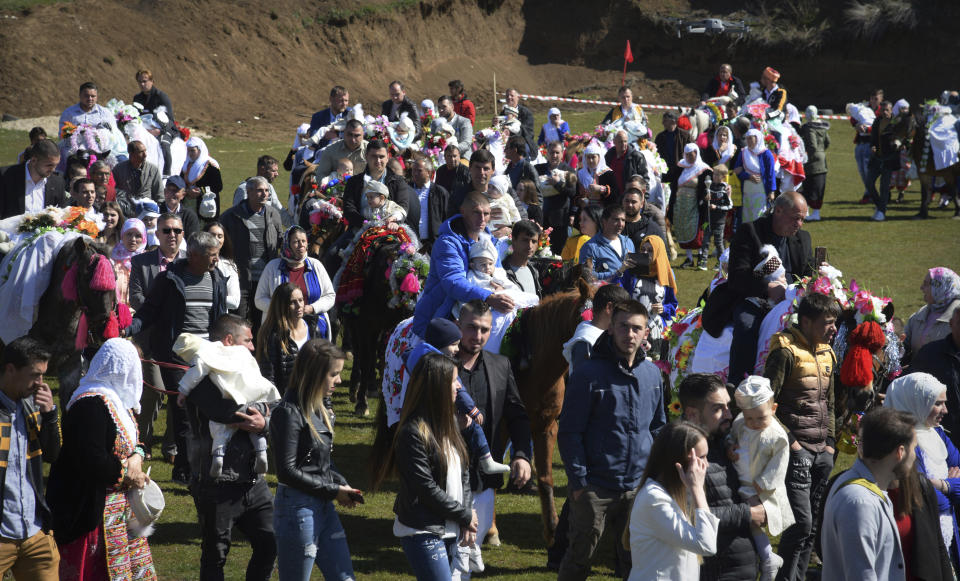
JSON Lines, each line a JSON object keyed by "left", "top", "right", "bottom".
{"left": 0, "top": 109, "right": 958, "bottom": 580}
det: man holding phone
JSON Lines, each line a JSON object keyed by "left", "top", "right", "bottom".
{"left": 0, "top": 337, "right": 61, "bottom": 580}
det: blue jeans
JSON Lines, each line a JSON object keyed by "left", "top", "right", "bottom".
{"left": 273, "top": 485, "right": 355, "bottom": 581}
{"left": 462, "top": 422, "right": 490, "bottom": 458}
{"left": 865, "top": 156, "right": 894, "bottom": 214}
{"left": 401, "top": 534, "right": 457, "bottom": 580}
{"left": 728, "top": 297, "right": 769, "bottom": 385}
{"left": 854, "top": 142, "right": 872, "bottom": 196}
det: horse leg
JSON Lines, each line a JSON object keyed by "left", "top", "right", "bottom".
{"left": 533, "top": 415, "right": 560, "bottom": 546}
{"left": 918, "top": 177, "right": 931, "bottom": 217}
{"left": 485, "top": 511, "right": 501, "bottom": 547}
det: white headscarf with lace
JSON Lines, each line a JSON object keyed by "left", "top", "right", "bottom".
{"left": 67, "top": 338, "right": 143, "bottom": 448}
{"left": 182, "top": 136, "right": 219, "bottom": 185}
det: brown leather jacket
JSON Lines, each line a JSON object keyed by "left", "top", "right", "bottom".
{"left": 765, "top": 326, "right": 836, "bottom": 452}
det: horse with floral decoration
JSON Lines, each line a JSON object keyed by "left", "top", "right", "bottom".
{"left": 910, "top": 101, "right": 960, "bottom": 217}
{"left": 0, "top": 212, "right": 125, "bottom": 407}
{"left": 661, "top": 266, "right": 901, "bottom": 431}
{"left": 333, "top": 222, "right": 428, "bottom": 416}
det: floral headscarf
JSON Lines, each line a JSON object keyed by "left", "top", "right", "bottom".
{"left": 929, "top": 267, "right": 960, "bottom": 311}
{"left": 281, "top": 225, "right": 308, "bottom": 266}
{"left": 111, "top": 218, "right": 146, "bottom": 270}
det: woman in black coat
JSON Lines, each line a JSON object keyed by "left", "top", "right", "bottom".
{"left": 270, "top": 339, "right": 362, "bottom": 580}
{"left": 256, "top": 282, "right": 312, "bottom": 396}
{"left": 373, "top": 352, "right": 477, "bottom": 580}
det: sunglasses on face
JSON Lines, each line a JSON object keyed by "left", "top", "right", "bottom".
{"left": 161, "top": 227, "right": 184, "bottom": 235}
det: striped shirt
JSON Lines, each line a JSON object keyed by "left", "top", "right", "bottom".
{"left": 181, "top": 270, "right": 213, "bottom": 338}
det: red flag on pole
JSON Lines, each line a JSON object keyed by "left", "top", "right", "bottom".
{"left": 622, "top": 40, "right": 633, "bottom": 86}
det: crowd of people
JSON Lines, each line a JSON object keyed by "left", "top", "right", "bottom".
{"left": 0, "top": 62, "right": 957, "bottom": 581}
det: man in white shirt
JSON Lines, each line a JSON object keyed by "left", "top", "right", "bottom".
{"left": 58, "top": 82, "right": 118, "bottom": 133}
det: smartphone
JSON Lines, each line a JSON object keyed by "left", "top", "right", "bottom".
{"left": 347, "top": 491, "right": 365, "bottom": 504}
{"left": 814, "top": 246, "right": 827, "bottom": 266}
{"left": 628, "top": 252, "right": 652, "bottom": 277}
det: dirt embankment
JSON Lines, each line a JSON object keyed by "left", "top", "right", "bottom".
{"left": 0, "top": 0, "right": 954, "bottom": 139}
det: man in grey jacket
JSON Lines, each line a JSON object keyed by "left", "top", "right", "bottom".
{"left": 113, "top": 140, "right": 162, "bottom": 203}
{"left": 821, "top": 406, "right": 913, "bottom": 581}
{"left": 436, "top": 95, "right": 473, "bottom": 157}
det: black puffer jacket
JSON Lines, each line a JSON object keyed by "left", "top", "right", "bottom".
{"left": 393, "top": 417, "right": 473, "bottom": 535}
{"left": 699, "top": 434, "right": 757, "bottom": 581}
{"left": 270, "top": 391, "right": 348, "bottom": 500}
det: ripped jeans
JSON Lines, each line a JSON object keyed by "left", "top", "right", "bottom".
{"left": 274, "top": 484, "right": 355, "bottom": 581}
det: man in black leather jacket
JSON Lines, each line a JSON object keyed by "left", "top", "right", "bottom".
{"left": 679, "top": 373, "right": 762, "bottom": 581}
{"left": 184, "top": 315, "right": 278, "bottom": 581}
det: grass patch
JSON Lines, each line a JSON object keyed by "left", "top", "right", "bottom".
{"left": 2, "top": 109, "right": 957, "bottom": 578}
{"left": 0, "top": 0, "right": 68, "bottom": 13}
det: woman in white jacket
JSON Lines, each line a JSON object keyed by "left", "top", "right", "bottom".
{"left": 628, "top": 421, "right": 718, "bottom": 581}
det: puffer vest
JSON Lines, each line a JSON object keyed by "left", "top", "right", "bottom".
{"left": 772, "top": 327, "right": 836, "bottom": 452}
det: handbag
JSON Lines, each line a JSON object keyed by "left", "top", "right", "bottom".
{"left": 198, "top": 187, "right": 218, "bottom": 218}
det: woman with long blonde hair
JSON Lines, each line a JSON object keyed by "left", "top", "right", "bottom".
{"left": 270, "top": 339, "right": 362, "bottom": 581}
{"left": 627, "top": 421, "right": 717, "bottom": 580}
{"left": 373, "top": 352, "right": 478, "bottom": 580}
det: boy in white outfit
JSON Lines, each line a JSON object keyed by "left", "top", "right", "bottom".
{"left": 174, "top": 333, "right": 281, "bottom": 477}
{"left": 730, "top": 375, "right": 794, "bottom": 581}
{"left": 459, "top": 235, "right": 538, "bottom": 353}
{"left": 362, "top": 180, "right": 406, "bottom": 228}
{"left": 485, "top": 175, "right": 521, "bottom": 232}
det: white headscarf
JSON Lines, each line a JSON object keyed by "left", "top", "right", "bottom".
{"left": 67, "top": 338, "right": 143, "bottom": 448}
{"left": 677, "top": 142, "right": 710, "bottom": 186}
{"left": 885, "top": 373, "right": 949, "bottom": 483}
{"left": 577, "top": 140, "right": 608, "bottom": 188}
{"left": 892, "top": 99, "right": 910, "bottom": 117}
{"left": 711, "top": 126, "right": 736, "bottom": 165}
{"left": 111, "top": 218, "right": 147, "bottom": 270}
{"left": 742, "top": 128, "right": 767, "bottom": 174}
{"left": 182, "top": 136, "right": 219, "bottom": 185}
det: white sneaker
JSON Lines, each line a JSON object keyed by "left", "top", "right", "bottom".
{"left": 759, "top": 553, "right": 784, "bottom": 581}
{"left": 872, "top": 210, "right": 885, "bottom": 221}
{"left": 807, "top": 209, "right": 820, "bottom": 221}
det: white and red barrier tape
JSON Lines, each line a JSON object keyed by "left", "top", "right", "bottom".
{"left": 505, "top": 92, "right": 849, "bottom": 120}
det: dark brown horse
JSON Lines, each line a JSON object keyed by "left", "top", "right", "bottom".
{"left": 911, "top": 105, "right": 960, "bottom": 217}
{"left": 502, "top": 274, "right": 595, "bottom": 545}
{"left": 28, "top": 237, "right": 118, "bottom": 407}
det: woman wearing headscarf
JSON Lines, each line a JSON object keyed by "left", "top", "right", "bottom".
{"left": 254, "top": 225, "right": 336, "bottom": 340}
{"left": 561, "top": 205, "right": 602, "bottom": 264}
{"left": 904, "top": 267, "right": 960, "bottom": 363}
{"left": 798, "top": 106, "right": 830, "bottom": 222}
{"left": 885, "top": 372, "right": 960, "bottom": 572}
{"left": 700, "top": 125, "right": 738, "bottom": 168}
{"left": 618, "top": 234, "right": 678, "bottom": 358}
{"left": 181, "top": 136, "right": 223, "bottom": 223}
{"left": 674, "top": 143, "right": 712, "bottom": 270}
{"left": 111, "top": 218, "right": 147, "bottom": 306}
{"left": 733, "top": 128, "right": 777, "bottom": 225}
{"left": 576, "top": 141, "right": 612, "bottom": 207}
{"left": 47, "top": 338, "right": 157, "bottom": 580}
{"left": 538, "top": 108, "right": 570, "bottom": 146}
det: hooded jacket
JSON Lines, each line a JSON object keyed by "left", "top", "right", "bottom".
{"left": 411, "top": 216, "right": 497, "bottom": 336}
{"left": 799, "top": 120, "right": 831, "bottom": 176}
{"left": 558, "top": 333, "right": 666, "bottom": 492}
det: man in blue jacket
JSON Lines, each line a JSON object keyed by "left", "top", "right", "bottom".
{"left": 578, "top": 204, "right": 635, "bottom": 282}
{"left": 411, "top": 192, "right": 515, "bottom": 337}
{"left": 557, "top": 300, "right": 666, "bottom": 581}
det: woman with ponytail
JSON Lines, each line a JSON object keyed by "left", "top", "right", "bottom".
{"left": 270, "top": 339, "right": 361, "bottom": 581}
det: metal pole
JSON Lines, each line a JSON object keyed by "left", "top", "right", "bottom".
{"left": 493, "top": 72, "right": 497, "bottom": 117}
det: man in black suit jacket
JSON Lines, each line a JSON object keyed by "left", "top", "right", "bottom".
{"left": 536, "top": 140, "right": 578, "bottom": 254}
{"left": 0, "top": 140, "right": 67, "bottom": 218}
{"left": 434, "top": 144, "right": 471, "bottom": 194}
{"left": 706, "top": 192, "right": 815, "bottom": 384}
{"left": 409, "top": 155, "right": 449, "bottom": 250}
{"left": 381, "top": 81, "right": 422, "bottom": 139}
{"left": 456, "top": 300, "right": 532, "bottom": 534}
{"left": 160, "top": 175, "right": 201, "bottom": 237}
{"left": 342, "top": 140, "right": 415, "bottom": 231}
{"left": 129, "top": 212, "right": 186, "bottom": 459}
{"left": 504, "top": 88, "right": 536, "bottom": 155}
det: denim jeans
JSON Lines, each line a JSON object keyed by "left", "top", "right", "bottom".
{"left": 401, "top": 534, "right": 457, "bottom": 580}
{"left": 274, "top": 485, "right": 355, "bottom": 581}
{"left": 727, "top": 297, "right": 770, "bottom": 385}
{"left": 854, "top": 142, "right": 873, "bottom": 196}
{"left": 865, "top": 156, "right": 895, "bottom": 214}
{"left": 775, "top": 447, "right": 834, "bottom": 581}
{"left": 461, "top": 422, "right": 490, "bottom": 458}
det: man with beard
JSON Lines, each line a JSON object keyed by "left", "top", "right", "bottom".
{"left": 679, "top": 373, "right": 762, "bottom": 581}
{"left": 621, "top": 181, "right": 665, "bottom": 248}
{"left": 764, "top": 292, "right": 839, "bottom": 581}
{"left": 534, "top": 140, "right": 576, "bottom": 254}
{"left": 821, "top": 407, "right": 915, "bottom": 580}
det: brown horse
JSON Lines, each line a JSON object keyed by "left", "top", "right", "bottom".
{"left": 503, "top": 274, "right": 595, "bottom": 545}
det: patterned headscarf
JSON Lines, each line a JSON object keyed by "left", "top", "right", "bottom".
{"left": 929, "top": 267, "right": 960, "bottom": 311}
{"left": 281, "top": 225, "right": 308, "bottom": 265}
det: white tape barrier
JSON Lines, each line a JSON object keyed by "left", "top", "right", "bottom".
{"left": 507, "top": 92, "right": 849, "bottom": 120}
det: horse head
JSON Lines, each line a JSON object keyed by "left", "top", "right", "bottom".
{"left": 61, "top": 237, "right": 118, "bottom": 349}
